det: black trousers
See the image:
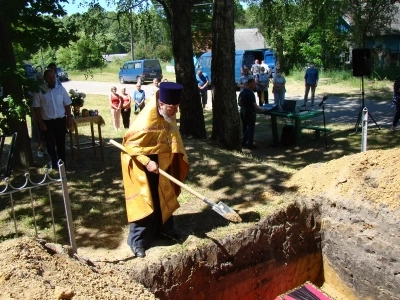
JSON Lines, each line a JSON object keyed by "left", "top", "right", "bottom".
{"left": 42, "top": 117, "right": 67, "bottom": 168}
{"left": 121, "top": 108, "right": 131, "bottom": 129}
{"left": 127, "top": 155, "right": 173, "bottom": 249}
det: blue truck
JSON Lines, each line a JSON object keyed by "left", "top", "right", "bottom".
{"left": 262, "top": 49, "right": 276, "bottom": 77}
{"left": 195, "top": 49, "right": 276, "bottom": 84}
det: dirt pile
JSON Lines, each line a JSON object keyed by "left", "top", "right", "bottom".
{"left": 286, "top": 148, "right": 400, "bottom": 210}
{"left": 0, "top": 237, "right": 155, "bottom": 300}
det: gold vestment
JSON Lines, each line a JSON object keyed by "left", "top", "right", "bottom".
{"left": 121, "top": 99, "right": 189, "bottom": 223}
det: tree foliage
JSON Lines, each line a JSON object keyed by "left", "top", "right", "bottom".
{"left": 191, "top": 1, "right": 213, "bottom": 52}
{"left": 0, "top": 0, "right": 78, "bottom": 167}
{"left": 343, "top": 0, "right": 399, "bottom": 47}
{"left": 243, "top": 0, "right": 399, "bottom": 72}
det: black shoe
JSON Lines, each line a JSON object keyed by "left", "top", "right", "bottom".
{"left": 131, "top": 247, "right": 146, "bottom": 258}
{"left": 247, "top": 144, "right": 258, "bottom": 149}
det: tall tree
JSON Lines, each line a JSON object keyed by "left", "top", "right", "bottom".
{"left": 156, "top": 0, "right": 207, "bottom": 138}
{"left": 113, "top": 0, "right": 153, "bottom": 59}
{"left": 0, "top": 0, "right": 77, "bottom": 168}
{"left": 56, "top": 6, "right": 113, "bottom": 72}
{"left": 343, "top": 0, "right": 399, "bottom": 47}
{"left": 211, "top": 0, "right": 241, "bottom": 149}
{"left": 246, "top": 0, "right": 296, "bottom": 72}
{"left": 83, "top": 0, "right": 206, "bottom": 137}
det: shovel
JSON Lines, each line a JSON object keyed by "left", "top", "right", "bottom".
{"left": 109, "top": 139, "right": 242, "bottom": 223}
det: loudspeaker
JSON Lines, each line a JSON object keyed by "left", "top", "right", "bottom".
{"left": 352, "top": 48, "right": 371, "bottom": 77}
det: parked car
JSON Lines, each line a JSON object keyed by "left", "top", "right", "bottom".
{"left": 118, "top": 59, "right": 163, "bottom": 84}
{"left": 23, "top": 63, "right": 38, "bottom": 79}
{"left": 57, "top": 67, "right": 69, "bottom": 81}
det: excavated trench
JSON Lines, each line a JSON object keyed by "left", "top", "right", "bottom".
{"left": 128, "top": 196, "right": 400, "bottom": 300}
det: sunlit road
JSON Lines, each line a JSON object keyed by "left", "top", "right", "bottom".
{"left": 61, "top": 80, "right": 393, "bottom": 126}
{"left": 61, "top": 79, "right": 214, "bottom": 109}
{"left": 62, "top": 80, "right": 153, "bottom": 96}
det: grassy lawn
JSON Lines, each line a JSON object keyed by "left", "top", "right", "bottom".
{"left": 0, "top": 70, "right": 398, "bottom": 249}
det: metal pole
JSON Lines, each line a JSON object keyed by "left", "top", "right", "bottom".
{"left": 361, "top": 107, "right": 368, "bottom": 152}
{"left": 58, "top": 160, "right": 77, "bottom": 254}
{"left": 40, "top": 47, "right": 45, "bottom": 71}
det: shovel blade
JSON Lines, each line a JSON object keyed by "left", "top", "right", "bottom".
{"left": 212, "top": 201, "right": 242, "bottom": 223}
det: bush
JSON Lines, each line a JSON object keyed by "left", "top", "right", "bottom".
{"left": 372, "top": 67, "right": 400, "bottom": 81}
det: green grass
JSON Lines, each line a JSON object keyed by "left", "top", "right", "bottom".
{"left": 288, "top": 68, "right": 393, "bottom": 89}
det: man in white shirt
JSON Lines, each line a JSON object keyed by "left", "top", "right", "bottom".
{"left": 151, "top": 78, "right": 160, "bottom": 97}
{"left": 260, "top": 60, "right": 269, "bottom": 73}
{"left": 33, "top": 69, "right": 72, "bottom": 169}
{"left": 47, "top": 62, "right": 62, "bottom": 86}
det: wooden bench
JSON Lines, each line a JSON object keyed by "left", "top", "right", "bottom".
{"left": 301, "top": 125, "right": 332, "bottom": 139}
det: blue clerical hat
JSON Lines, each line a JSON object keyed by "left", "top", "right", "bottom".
{"left": 159, "top": 82, "right": 183, "bottom": 105}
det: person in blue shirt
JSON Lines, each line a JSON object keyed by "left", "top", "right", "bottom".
{"left": 238, "top": 67, "right": 253, "bottom": 91}
{"left": 303, "top": 62, "right": 319, "bottom": 106}
{"left": 238, "top": 78, "right": 267, "bottom": 149}
{"left": 133, "top": 83, "right": 146, "bottom": 114}
{"left": 255, "top": 66, "right": 270, "bottom": 106}
{"left": 196, "top": 70, "right": 209, "bottom": 109}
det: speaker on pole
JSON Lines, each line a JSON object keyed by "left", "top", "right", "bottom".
{"left": 352, "top": 48, "right": 371, "bottom": 77}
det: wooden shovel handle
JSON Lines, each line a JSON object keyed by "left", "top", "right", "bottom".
{"left": 109, "top": 139, "right": 205, "bottom": 200}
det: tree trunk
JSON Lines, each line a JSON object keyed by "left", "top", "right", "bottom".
{"left": 165, "top": 0, "right": 206, "bottom": 138}
{"left": 0, "top": 14, "right": 34, "bottom": 169}
{"left": 276, "top": 35, "right": 284, "bottom": 72}
{"left": 129, "top": 9, "right": 135, "bottom": 60}
{"left": 210, "top": 0, "right": 241, "bottom": 150}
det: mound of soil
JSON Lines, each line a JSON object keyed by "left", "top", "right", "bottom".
{"left": 0, "top": 149, "right": 399, "bottom": 299}
{"left": 0, "top": 238, "right": 155, "bottom": 299}
{"left": 286, "top": 148, "right": 400, "bottom": 210}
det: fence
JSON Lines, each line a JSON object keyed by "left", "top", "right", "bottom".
{"left": 0, "top": 160, "right": 77, "bottom": 253}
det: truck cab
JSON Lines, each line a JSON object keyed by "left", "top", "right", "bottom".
{"left": 234, "top": 50, "right": 264, "bottom": 83}
{"left": 195, "top": 50, "right": 265, "bottom": 86}
{"left": 194, "top": 52, "right": 212, "bottom": 81}
{"left": 263, "top": 49, "right": 276, "bottom": 77}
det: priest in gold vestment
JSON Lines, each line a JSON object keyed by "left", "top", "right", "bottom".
{"left": 121, "top": 82, "right": 189, "bottom": 258}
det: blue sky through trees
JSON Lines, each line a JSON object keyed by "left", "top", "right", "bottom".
{"left": 62, "top": 0, "right": 115, "bottom": 15}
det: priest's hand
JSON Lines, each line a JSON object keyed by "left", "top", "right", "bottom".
{"left": 146, "top": 160, "right": 159, "bottom": 174}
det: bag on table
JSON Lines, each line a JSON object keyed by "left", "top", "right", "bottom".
{"left": 280, "top": 125, "right": 295, "bottom": 147}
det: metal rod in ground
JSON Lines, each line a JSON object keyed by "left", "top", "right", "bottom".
{"left": 59, "top": 160, "right": 77, "bottom": 254}
{"left": 361, "top": 107, "right": 368, "bottom": 152}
